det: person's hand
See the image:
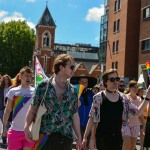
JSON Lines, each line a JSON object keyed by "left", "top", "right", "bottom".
{"left": 89, "top": 138, "right": 96, "bottom": 150}
{"left": 76, "top": 137, "right": 82, "bottom": 150}
{"left": 82, "top": 137, "right": 87, "bottom": 150}
{"left": 24, "top": 126, "right": 34, "bottom": 142}
{"left": 2, "top": 126, "right": 7, "bottom": 137}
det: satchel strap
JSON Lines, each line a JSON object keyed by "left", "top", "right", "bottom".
{"left": 41, "top": 79, "right": 49, "bottom": 105}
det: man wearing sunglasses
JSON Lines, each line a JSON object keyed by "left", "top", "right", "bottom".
{"left": 24, "top": 54, "right": 82, "bottom": 150}
{"left": 82, "top": 69, "right": 150, "bottom": 150}
{"left": 118, "top": 80, "right": 125, "bottom": 93}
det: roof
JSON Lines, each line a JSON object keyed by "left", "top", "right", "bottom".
{"left": 36, "top": 6, "right": 56, "bottom": 27}
{"left": 89, "top": 64, "right": 98, "bottom": 74}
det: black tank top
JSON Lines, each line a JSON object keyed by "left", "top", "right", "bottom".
{"left": 96, "top": 92, "right": 123, "bottom": 135}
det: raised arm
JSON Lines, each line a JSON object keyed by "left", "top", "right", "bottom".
{"left": 136, "top": 85, "right": 150, "bottom": 116}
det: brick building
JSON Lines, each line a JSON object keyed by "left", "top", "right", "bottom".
{"left": 34, "top": 6, "right": 101, "bottom": 79}
{"left": 138, "top": 0, "right": 150, "bottom": 86}
{"left": 102, "top": 0, "right": 141, "bottom": 80}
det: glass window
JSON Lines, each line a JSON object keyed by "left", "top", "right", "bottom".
{"left": 143, "top": 7, "right": 150, "bottom": 19}
{"left": 112, "top": 62, "right": 114, "bottom": 69}
{"left": 117, "top": 19, "right": 120, "bottom": 31}
{"left": 114, "top": 1, "right": 117, "bottom": 12}
{"left": 116, "top": 40, "right": 119, "bottom": 52}
{"left": 115, "top": 61, "right": 118, "bottom": 69}
{"left": 142, "top": 39, "right": 150, "bottom": 51}
{"left": 43, "top": 32, "right": 50, "bottom": 47}
{"left": 112, "top": 42, "right": 115, "bottom": 53}
{"left": 118, "top": 0, "right": 121, "bottom": 10}
{"left": 113, "top": 21, "right": 116, "bottom": 32}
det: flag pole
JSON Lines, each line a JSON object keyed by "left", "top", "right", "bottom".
{"left": 34, "top": 52, "right": 37, "bottom": 88}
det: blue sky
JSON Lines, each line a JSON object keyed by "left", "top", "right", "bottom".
{"left": 0, "top": 0, "right": 104, "bottom": 46}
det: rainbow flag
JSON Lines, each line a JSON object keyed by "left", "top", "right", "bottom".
{"left": 74, "top": 84, "right": 85, "bottom": 99}
{"left": 146, "top": 61, "right": 150, "bottom": 77}
{"left": 35, "top": 57, "right": 48, "bottom": 86}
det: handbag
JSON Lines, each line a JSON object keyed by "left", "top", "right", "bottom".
{"left": 30, "top": 80, "right": 49, "bottom": 141}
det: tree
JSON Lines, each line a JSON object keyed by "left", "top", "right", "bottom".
{"left": 0, "top": 20, "right": 35, "bottom": 77}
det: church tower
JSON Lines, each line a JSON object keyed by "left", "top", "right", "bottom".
{"left": 34, "top": 5, "right": 56, "bottom": 76}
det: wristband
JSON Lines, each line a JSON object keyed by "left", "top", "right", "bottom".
{"left": 145, "top": 97, "right": 150, "bottom": 101}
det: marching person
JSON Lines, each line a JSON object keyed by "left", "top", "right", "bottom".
{"left": 82, "top": 69, "right": 150, "bottom": 150}
{"left": 24, "top": 54, "right": 82, "bottom": 150}
{"left": 70, "top": 75, "right": 97, "bottom": 149}
{"left": 2, "top": 66, "right": 35, "bottom": 150}
{"left": 122, "top": 80, "right": 144, "bottom": 150}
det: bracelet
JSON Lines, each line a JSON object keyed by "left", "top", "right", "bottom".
{"left": 145, "top": 97, "right": 150, "bottom": 101}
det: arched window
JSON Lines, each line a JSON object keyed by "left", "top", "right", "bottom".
{"left": 44, "top": 55, "right": 47, "bottom": 72}
{"left": 43, "top": 32, "right": 51, "bottom": 47}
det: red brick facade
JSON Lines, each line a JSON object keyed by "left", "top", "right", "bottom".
{"left": 106, "top": 0, "right": 141, "bottom": 80}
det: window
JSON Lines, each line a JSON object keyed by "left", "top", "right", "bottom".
{"left": 112, "top": 42, "right": 115, "bottom": 53}
{"left": 44, "top": 55, "right": 47, "bottom": 72}
{"left": 116, "top": 40, "right": 119, "bottom": 53}
{"left": 114, "top": 1, "right": 117, "bottom": 12}
{"left": 113, "top": 21, "right": 116, "bottom": 32}
{"left": 112, "top": 62, "right": 114, "bottom": 69}
{"left": 142, "top": 39, "right": 150, "bottom": 51}
{"left": 114, "top": 0, "right": 121, "bottom": 12}
{"left": 115, "top": 61, "right": 118, "bottom": 69}
{"left": 43, "top": 32, "right": 51, "bottom": 47}
{"left": 118, "top": 0, "right": 121, "bottom": 10}
{"left": 143, "top": 7, "right": 150, "bottom": 19}
{"left": 117, "top": 19, "right": 120, "bottom": 31}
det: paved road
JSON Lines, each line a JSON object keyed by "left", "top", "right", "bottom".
{"left": 0, "top": 120, "right": 141, "bottom": 150}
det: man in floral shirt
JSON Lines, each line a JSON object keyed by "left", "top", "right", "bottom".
{"left": 24, "top": 54, "right": 82, "bottom": 150}
{"left": 82, "top": 69, "right": 150, "bottom": 150}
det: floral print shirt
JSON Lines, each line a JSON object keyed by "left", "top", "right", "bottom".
{"left": 31, "top": 77, "right": 78, "bottom": 139}
{"left": 89, "top": 91, "right": 138, "bottom": 126}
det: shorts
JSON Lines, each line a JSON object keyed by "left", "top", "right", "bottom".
{"left": 7, "top": 129, "right": 35, "bottom": 150}
{"left": 122, "top": 125, "right": 140, "bottom": 137}
{"left": 33, "top": 132, "right": 73, "bottom": 150}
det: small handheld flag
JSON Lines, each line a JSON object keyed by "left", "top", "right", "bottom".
{"left": 146, "top": 61, "right": 150, "bottom": 77}
{"left": 74, "top": 84, "right": 85, "bottom": 99}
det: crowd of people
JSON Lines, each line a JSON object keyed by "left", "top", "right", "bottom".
{"left": 0, "top": 54, "right": 150, "bottom": 150}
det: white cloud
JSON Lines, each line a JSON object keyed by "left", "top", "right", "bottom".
{"left": 0, "top": 10, "right": 35, "bottom": 29}
{"left": 0, "top": 10, "right": 8, "bottom": 18}
{"left": 85, "top": 5, "right": 104, "bottom": 22}
{"left": 26, "top": 0, "right": 36, "bottom": 3}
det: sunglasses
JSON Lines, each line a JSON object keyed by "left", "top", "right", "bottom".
{"left": 70, "top": 65, "right": 75, "bottom": 70}
{"left": 108, "top": 77, "right": 120, "bottom": 82}
{"left": 119, "top": 85, "right": 125, "bottom": 88}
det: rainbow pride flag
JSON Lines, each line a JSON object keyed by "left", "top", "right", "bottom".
{"left": 35, "top": 57, "right": 48, "bottom": 86}
{"left": 146, "top": 61, "right": 150, "bottom": 77}
{"left": 74, "top": 84, "right": 85, "bottom": 99}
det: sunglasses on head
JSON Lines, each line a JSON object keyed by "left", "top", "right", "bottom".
{"left": 70, "top": 65, "right": 75, "bottom": 70}
{"left": 108, "top": 77, "right": 120, "bottom": 82}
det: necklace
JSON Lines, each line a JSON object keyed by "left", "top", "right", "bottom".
{"left": 106, "top": 89, "right": 116, "bottom": 93}
{"left": 55, "top": 78, "right": 67, "bottom": 89}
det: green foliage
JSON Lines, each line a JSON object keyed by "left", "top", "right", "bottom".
{"left": 0, "top": 20, "right": 35, "bottom": 77}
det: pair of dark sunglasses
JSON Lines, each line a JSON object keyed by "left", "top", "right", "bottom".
{"left": 70, "top": 65, "right": 75, "bottom": 70}
{"left": 108, "top": 77, "right": 120, "bottom": 82}
{"left": 119, "top": 85, "right": 125, "bottom": 88}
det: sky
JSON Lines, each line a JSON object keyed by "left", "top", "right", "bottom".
{"left": 0, "top": 0, "right": 104, "bottom": 46}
